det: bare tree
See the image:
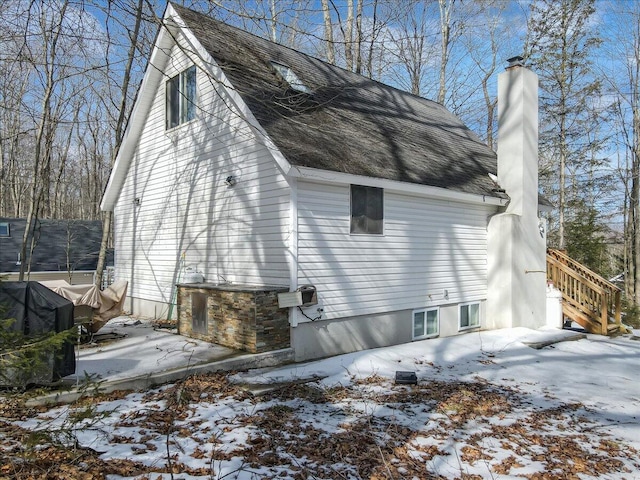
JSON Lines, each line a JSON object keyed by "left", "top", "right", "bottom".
{"left": 18, "top": 0, "right": 71, "bottom": 280}
{"left": 94, "top": 0, "right": 152, "bottom": 289}
{"left": 525, "top": 0, "right": 602, "bottom": 250}
{"left": 321, "top": 0, "right": 335, "bottom": 64}
{"left": 437, "top": 0, "right": 455, "bottom": 105}
{"left": 601, "top": 1, "right": 640, "bottom": 300}
{"left": 386, "top": 2, "right": 430, "bottom": 96}
{"left": 460, "top": 0, "right": 513, "bottom": 149}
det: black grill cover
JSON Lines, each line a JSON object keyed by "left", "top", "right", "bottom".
{"left": 0, "top": 281, "right": 75, "bottom": 379}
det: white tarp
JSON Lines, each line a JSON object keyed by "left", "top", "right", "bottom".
{"left": 39, "top": 280, "right": 128, "bottom": 333}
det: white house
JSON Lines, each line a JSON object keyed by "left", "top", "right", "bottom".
{"left": 100, "top": 3, "right": 547, "bottom": 361}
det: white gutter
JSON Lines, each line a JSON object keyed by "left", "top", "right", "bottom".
{"left": 288, "top": 166, "right": 508, "bottom": 206}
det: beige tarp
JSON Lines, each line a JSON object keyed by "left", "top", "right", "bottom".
{"left": 39, "top": 280, "right": 128, "bottom": 333}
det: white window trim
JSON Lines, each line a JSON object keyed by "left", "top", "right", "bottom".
{"left": 412, "top": 307, "right": 439, "bottom": 340}
{"left": 458, "top": 302, "right": 481, "bottom": 331}
{"left": 166, "top": 65, "right": 196, "bottom": 130}
{"left": 0, "top": 222, "right": 9, "bottom": 237}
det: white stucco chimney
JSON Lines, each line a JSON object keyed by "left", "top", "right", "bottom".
{"left": 486, "top": 56, "right": 546, "bottom": 331}
{"left": 497, "top": 56, "right": 539, "bottom": 220}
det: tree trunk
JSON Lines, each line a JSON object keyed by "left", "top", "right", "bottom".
{"left": 19, "top": 1, "right": 69, "bottom": 280}
{"left": 94, "top": 0, "right": 145, "bottom": 288}
{"left": 365, "top": 0, "right": 378, "bottom": 78}
{"left": 269, "top": 0, "right": 277, "bottom": 42}
{"left": 437, "top": 0, "right": 454, "bottom": 105}
{"left": 345, "top": 0, "right": 354, "bottom": 71}
{"left": 321, "top": 0, "right": 335, "bottom": 64}
{"left": 633, "top": 95, "right": 640, "bottom": 303}
{"left": 354, "top": 0, "right": 363, "bottom": 74}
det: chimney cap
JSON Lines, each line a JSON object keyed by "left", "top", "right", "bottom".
{"left": 506, "top": 56, "right": 524, "bottom": 68}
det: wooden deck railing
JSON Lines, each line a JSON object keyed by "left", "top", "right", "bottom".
{"left": 546, "top": 248, "right": 621, "bottom": 335}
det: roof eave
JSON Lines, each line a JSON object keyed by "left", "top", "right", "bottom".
{"left": 101, "top": 6, "right": 178, "bottom": 212}
{"left": 101, "top": 4, "right": 293, "bottom": 211}
{"left": 289, "top": 166, "right": 508, "bottom": 206}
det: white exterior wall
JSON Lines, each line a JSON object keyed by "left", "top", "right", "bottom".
{"left": 292, "top": 179, "right": 498, "bottom": 358}
{"left": 114, "top": 38, "right": 290, "bottom": 318}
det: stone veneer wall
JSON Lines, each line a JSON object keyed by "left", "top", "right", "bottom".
{"left": 177, "top": 284, "right": 290, "bottom": 353}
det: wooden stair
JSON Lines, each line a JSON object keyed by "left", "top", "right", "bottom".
{"left": 546, "top": 249, "right": 622, "bottom": 335}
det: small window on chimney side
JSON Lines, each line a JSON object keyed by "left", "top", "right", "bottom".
{"left": 270, "top": 61, "right": 311, "bottom": 93}
{"left": 0, "top": 222, "right": 9, "bottom": 237}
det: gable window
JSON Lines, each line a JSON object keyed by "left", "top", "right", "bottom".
{"left": 413, "top": 308, "right": 439, "bottom": 340}
{"left": 271, "top": 61, "right": 311, "bottom": 93}
{"left": 459, "top": 302, "right": 480, "bottom": 330}
{"left": 0, "top": 222, "right": 8, "bottom": 237}
{"left": 166, "top": 65, "right": 196, "bottom": 129}
{"left": 350, "top": 185, "right": 383, "bottom": 235}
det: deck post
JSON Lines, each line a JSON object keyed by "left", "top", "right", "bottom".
{"left": 600, "top": 295, "right": 608, "bottom": 335}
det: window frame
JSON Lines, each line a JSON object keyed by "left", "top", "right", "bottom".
{"left": 166, "top": 65, "right": 196, "bottom": 130}
{"left": 350, "top": 184, "right": 384, "bottom": 235}
{"left": 0, "top": 222, "right": 8, "bottom": 237}
{"left": 412, "top": 307, "right": 439, "bottom": 340}
{"left": 459, "top": 302, "right": 480, "bottom": 331}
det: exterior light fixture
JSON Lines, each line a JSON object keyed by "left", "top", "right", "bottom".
{"left": 225, "top": 175, "right": 237, "bottom": 187}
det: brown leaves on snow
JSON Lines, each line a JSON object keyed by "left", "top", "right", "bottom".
{"left": 1, "top": 372, "right": 639, "bottom": 479}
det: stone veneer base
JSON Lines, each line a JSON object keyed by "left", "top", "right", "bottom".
{"left": 177, "top": 283, "right": 290, "bottom": 353}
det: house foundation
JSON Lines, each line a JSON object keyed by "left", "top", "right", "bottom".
{"left": 177, "top": 283, "right": 290, "bottom": 353}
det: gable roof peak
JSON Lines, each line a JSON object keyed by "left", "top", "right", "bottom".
{"left": 104, "top": 2, "right": 502, "bottom": 210}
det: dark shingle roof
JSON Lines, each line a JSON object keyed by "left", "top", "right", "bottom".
{"left": 0, "top": 218, "right": 113, "bottom": 273}
{"left": 172, "top": 4, "right": 500, "bottom": 197}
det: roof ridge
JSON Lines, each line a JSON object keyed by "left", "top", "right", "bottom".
{"left": 169, "top": 3, "right": 449, "bottom": 110}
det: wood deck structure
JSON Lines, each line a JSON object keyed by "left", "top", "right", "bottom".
{"left": 546, "top": 248, "right": 622, "bottom": 335}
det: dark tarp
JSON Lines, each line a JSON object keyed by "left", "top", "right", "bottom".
{"left": 0, "top": 281, "right": 75, "bottom": 380}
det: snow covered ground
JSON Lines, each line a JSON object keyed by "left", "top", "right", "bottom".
{"left": 67, "top": 317, "right": 235, "bottom": 383}
{"left": 14, "top": 325, "right": 640, "bottom": 479}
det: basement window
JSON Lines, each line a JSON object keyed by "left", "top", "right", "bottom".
{"left": 271, "top": 61, "right": 311, "bottom": 93}
{"left": 166, "top": 65, "right": 196, "bottom": 129}
{"left": 413, "top": 308, "right": 439, "bottom": 340}
{"left": 351, "top": 184, "right": 383, "bottom": 235}
{"left": 459, "top": 302, "right": 480, "bottom": 330}
{"left": 0, "top": 222, "right": 9, "bottom": 237}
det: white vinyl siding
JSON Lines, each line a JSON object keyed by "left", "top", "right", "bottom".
{"left": 114, "top": 39, "right": 290, "bottom": 305}
{"left": 296, "top": 180, "right": 495, "bottom": 322}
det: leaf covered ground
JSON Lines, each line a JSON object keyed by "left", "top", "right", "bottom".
{"left": 1, "top": 368, "right": 639, "bottom": 480}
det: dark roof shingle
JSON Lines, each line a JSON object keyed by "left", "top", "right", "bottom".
{"left": 172, "top": 4, "right": 500, "bottom": 198}
{"left": 0, "top": 218, "right": 113, "bottom": 273}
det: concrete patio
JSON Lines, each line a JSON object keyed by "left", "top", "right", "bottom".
{"left": 29, "top": 316, "right": 294, "bottom": 405}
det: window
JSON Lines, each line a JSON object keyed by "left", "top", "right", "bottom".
{"left": 413, "top": 308, "right": 439, "bottom": 340}
{"left": 350, "top": 185, "right": 383, "bottom": 234}
{"left": 0, "top": 222, "right": 9, "bottom": 237}
{"left": 271, "top": 61, "right": 311, "bottom": 93}
{"left": 459, "top": 302, "right": 480, "bottom": 330}
{"left": 166, "top": 65, "right": 196, "bottom": 129}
